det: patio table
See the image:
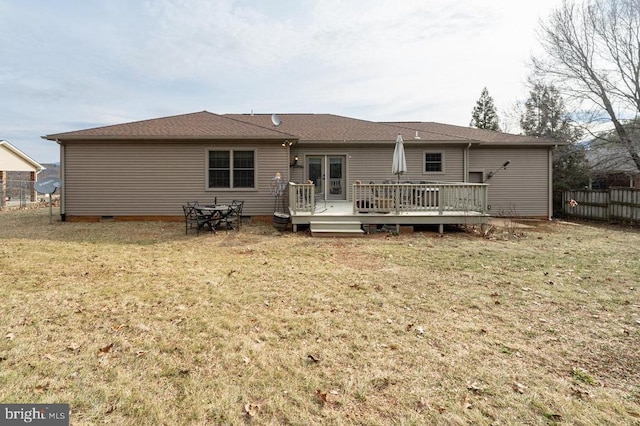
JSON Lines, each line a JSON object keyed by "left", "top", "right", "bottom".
{"left": 195, "top": 205, "right": 230, "bottom": 231}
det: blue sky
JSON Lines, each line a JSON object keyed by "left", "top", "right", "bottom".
{"left": 1, "top": 0, "right": 561, "bottom": 163}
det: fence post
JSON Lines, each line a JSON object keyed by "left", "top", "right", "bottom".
{"left": 0, "top": 171, "right": 6, "bottom": 208}
{"left": 30, "top": 172, "right": 36, "bottom": 202}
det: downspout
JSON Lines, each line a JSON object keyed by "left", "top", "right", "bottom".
{"left": 463, "top": 143, "right": 471, "bottom": 182}
{"left": 58, "top": 140, "right": 65, "bottom": 221}
{"left": 32, "top": 166, "right": 45, "bottom": 204}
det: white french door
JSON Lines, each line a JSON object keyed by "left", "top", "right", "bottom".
{"left": 306, "top": 155, "right": 346, "bottom": 201}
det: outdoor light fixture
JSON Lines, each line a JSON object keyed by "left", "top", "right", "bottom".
{"left": 484, "top": 160, "right": 510, "bottom": 182}
{"left": 290, "top": 155, "right": 299, "bottom": 167}
{"left": 281, "top": 140, "right": 293, "bottom": 147}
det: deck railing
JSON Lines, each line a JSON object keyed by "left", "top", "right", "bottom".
{"left": 289, "top": 182, "right": 488, "bottom": 215}
{"left": 289, "top": 183, "right": 316, "bottom": 214}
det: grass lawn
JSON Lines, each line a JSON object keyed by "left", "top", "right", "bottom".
{"left": 1, "top": 208, "right": 639, "bottom": 425}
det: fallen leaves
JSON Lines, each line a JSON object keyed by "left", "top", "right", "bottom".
{"left": 244, "top": 403, "right": 260, "bottom": 417}
{"left": 66, "top": 344, "right": 82, "bottom": 353}
{"left": 316, "top": 389, "right": 340, "bottom": 407}
{"left": 461, "top": 394, "right": 472, "bottom": 410}
{"left": 416, "top": 397, "right": 446, "bottom": 414}
{"left": 111, "top": 324, "right": 128, "bottom": 333}
{"left": 513, "top": 381, "right": 527, "bottom": 394}
{"left": 466, "top": 381, "right": 485, "bottom": 395}
{"left": 97, "top": 343, "right": 114, "bottom": 357}
{"left": 34, "top": 382, "right": 50, "bottom": 393}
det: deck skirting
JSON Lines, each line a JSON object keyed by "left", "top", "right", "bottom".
{"left": 289, "top": 201, "right": 488, "bottom": 233}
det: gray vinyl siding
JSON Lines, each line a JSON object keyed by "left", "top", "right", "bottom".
{"left": 63, "top": 141, "right": 287, "bottom": 216}
{"left": 291, "top": 143, "right": 464, "bottom": 199}
{"left": 469, "top": 147, "right": 550, "bottom": 217}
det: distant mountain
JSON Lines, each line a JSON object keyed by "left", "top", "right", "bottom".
{"left": 2, "top": 164, "right": 60, "bottom": 199}
{"left": 40, "top": 163, "right": 60, "bottom": 179}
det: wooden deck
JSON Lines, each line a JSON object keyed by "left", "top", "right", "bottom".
{"left": 288, "top": 183, "right": 490, "bottom": 234}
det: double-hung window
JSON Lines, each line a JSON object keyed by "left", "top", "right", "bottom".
{"left": 208, "top": 150, "right": 255, "bottom": 189}
{"left": 423, "top": 151, "right": 444, "bottom": 173}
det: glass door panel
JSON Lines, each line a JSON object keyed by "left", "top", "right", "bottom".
{"left": 307, "top": 156, "right": 324, "bottom": 197}
{"left": 328, "top": 156, "right": 345, "bottom": 200}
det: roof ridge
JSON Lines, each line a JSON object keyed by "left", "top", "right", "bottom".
{"left": 222, "top": 114, "right": 298, "bottom": 138}
{"left": 383, "top": 122, "right": 475, "bottom": 141}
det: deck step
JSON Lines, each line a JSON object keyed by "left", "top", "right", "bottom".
{"left": 310, "top": 221, "right": 364, "bottom": 237}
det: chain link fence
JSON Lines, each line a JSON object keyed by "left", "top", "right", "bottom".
{"left": 1, "top": 179, "right": 42, "bottom": 209}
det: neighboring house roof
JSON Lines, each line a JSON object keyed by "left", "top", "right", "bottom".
{"left": 0, "top": 140, "right": 45, "bottom": 172}
{"left": 43, "top": 111, "right": 296, "bottom": 141}
{"left": 584, "top": 138, "right": 640, "bottom": 175}
{"left": 42, "top": 111, "right": 558, "bottom": 146}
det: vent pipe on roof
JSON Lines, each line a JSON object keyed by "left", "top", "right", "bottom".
{"left": 414, "top": 131, "right": 421, "bottom": 140}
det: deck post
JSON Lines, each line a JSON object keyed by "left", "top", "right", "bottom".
{"left": 395, "top": 186, "right": 400, "bottom": 215}
{"left": 438, "top": 224, "right": 444, "bottom": 234}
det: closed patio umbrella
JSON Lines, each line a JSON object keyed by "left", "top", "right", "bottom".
{"left": 392, "top": 133, "right": 407, "bottom": 183}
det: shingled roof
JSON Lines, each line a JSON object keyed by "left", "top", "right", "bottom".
{"left": 43, "top": 111, "right": 295, "bottom": 141}
{"left": 224, "top": 114, "right": 463, "bottom": 142}
{"left": 383, "top": 122, "right": 559, "bottom": 145}
{"left": 43, "top": 111, "right": 559, "bottom": 146}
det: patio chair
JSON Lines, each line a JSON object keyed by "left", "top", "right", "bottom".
{"left": 225, "top": 200, "right": 245, "bottom": 230}
{"left": 182, "top": 204, "right": 201, "bottom": 235}
{"left": 183, "top": 202, "right": 215, "bottom": 235}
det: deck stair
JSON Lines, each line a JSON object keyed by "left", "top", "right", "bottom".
{"left": 309, "top": 220, "right": 364, "bottom": 237}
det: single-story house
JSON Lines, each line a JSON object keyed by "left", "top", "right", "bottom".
{"left": 1, "top": 140, "right": 46, "bottom": 207}
{"left": 584, "top": 138, "right": 640, "bottom": 189}
{"left": 43, "top": 111, "right": 559, "bottom": 229}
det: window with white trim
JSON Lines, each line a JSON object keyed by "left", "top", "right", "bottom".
{"left": 208, "top": 150, "right": 255, "bottom": 188}
{"left": 423, "top": 151, "right": 444, "bottom": 173}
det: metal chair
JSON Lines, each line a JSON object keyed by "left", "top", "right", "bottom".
{"left": 183, "top": 202, "right": 214, "bottom": 235}
{"left": 183, "top": 203, "right": 201, "bottom": 235}
{"left": 226, "top": 200, "right": 245, "bottom": 230}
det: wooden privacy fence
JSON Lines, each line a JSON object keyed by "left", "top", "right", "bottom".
{"left": 562, "top": 188, "right": 640, "bottom": 224}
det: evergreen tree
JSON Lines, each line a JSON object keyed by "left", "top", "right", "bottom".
{"left": 520, "top": 82, "right": 590, "bottom": 197}
{"left": 520, "top": 83, "right": 578, "bottom": 142}
{"left": 470, "top": 87, "right": 500, "bottom": 131}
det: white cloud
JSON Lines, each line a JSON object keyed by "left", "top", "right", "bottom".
{"left": 0, "top": 0, "right": 562, "bottom": 162}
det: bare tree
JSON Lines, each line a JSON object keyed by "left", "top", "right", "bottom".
{"left": 532, "top": 0, "right": 640, "bottom": 171}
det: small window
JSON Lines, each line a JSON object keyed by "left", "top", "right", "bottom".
{"left": 208, "top": 150, "right": 255, "bottom": 188}
{"left": 424, "top": 151, "right": 444, "bottom": 173}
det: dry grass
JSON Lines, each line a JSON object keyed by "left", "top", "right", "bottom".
{"left": 1, "top": 208, "right": 639, "bottom": 425}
